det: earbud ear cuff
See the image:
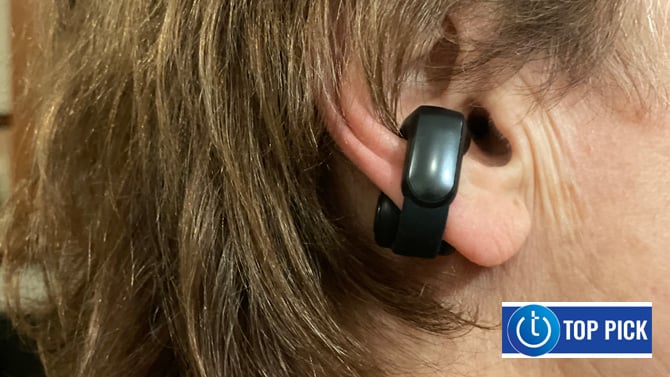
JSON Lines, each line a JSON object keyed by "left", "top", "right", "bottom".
{"left": 374, "top": 193, "right": 400, "bottom": 248}
{"left": 373, "top": 106, "right": 467, "bottom": 258}
{"left": 375, "top": 192, "right": 456, "bottom": 255}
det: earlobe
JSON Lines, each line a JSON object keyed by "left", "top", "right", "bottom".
{"left": 442, "top": 174, "right": 530, "bottom": 266}
{"left": 324, "top": 68, "right": 532, "bottom": 267}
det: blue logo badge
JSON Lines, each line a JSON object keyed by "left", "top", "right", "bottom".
{"left": 502, "top": 302, "right": 652, "bottom": 358}
{"left": 507, "top": 304, "right": 561, "bottom": 356}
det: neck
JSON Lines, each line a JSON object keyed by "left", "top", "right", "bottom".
{"left": 332, "top": 151, "right": 668, "bottom": 376}
{"left": 370, "top": 248, "right": 669, "bottom": 377}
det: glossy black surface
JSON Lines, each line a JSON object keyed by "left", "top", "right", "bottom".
{"left": 373, "top": 106, "right": 467, "bottom": 258}
{"left": 401, "top": 106, "right": 466, "bottom": 207}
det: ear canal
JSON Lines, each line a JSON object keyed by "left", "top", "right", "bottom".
{"left": 466, "top": 105, "right": 512, "bottom": 166}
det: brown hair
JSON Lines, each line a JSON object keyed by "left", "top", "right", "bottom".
{"left": 0, "top": 0, "right": 658, "bottom": 376}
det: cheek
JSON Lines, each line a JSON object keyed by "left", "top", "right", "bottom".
{"left": 575, "top": 120, "right": 661, "bottom": 202}
{"left": 572, "top": 125, "right": 642, "bottom": 211}
{"left": 569, "top": 109, "right": 670, "bottom": 250}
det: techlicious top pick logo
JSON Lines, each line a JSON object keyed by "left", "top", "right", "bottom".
{"left": 506, "top": 304, "right": 561, "bottom": 357}
{"left": 502, "top": 302, "right": 652, "bottom": 358}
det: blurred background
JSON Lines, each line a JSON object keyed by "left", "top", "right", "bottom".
{"left": 0, "top": 3, "right": 45, "bottom": 376}
{"left": 0, "top": 0, "right": 10, "bottom": 205}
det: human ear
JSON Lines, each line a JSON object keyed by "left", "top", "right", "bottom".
{"left": 324, "top": 67, "right": 532, "bottom": 266}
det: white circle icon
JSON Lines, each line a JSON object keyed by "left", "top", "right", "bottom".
{"left": 515, "top": 310, "right": 552, "bottom": 348}
{"left": 507, "top": 304, "right": 561, "bottom": 356}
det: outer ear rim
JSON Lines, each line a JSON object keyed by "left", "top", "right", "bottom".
{"left": 323, "top": 89, "right": 407, "bottom": 208}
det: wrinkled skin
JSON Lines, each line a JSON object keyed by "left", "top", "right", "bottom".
{"left": 330, "top": 49, "right": 670, "bottom": 377}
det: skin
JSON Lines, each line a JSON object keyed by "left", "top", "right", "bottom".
{"left": 327, "top": 31, "right": 670, "bottom": 377}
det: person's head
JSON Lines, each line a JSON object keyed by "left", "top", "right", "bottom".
{"left": 1, "top": 1, "right": 668, "bottom": 376}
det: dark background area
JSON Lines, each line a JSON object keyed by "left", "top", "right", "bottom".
{"left": 0, "top": 314, "right": 44, "bottom": 377}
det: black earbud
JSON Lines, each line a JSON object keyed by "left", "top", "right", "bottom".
{"left": 373, "top": 106, "right": 468, "bottom": 258}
